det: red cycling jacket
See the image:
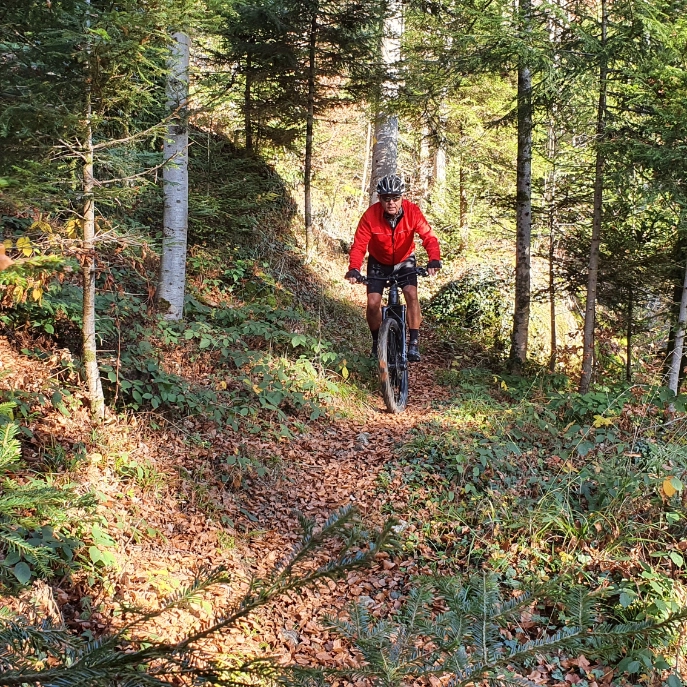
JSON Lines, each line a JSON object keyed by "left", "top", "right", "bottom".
{"left": 348, "top": 199, "right": 441, "bottom": 271}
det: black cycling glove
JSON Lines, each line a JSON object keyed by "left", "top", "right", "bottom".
{"left": 427, "top": 260, "right": 442, "bottom": 270}
{"left": 345, "top": 269, "right": 362, "bottom": 281}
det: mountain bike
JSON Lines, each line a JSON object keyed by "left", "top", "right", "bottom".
{"left": 355, "top": 267, "right": 429, "bottom": 413}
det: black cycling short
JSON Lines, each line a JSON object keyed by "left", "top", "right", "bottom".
{"left": 366, "top": 254, "right": 417, "bottom": 295}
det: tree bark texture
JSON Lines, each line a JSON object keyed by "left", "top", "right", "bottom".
{"left": 545, "top": 117, "right": 558, "bottom": 373}
{"left": 304, "top": 14, "right": 317, "bottom": 258}
{"left": 509, "top": 0, "right": 533, "bottom": 373}
{"left": 668, "top": 255, "right": 687, "bottom": 395}
{"left": 369, "top": 1, "right": 401, "bottom": 204}
{"left": 159, "top": 31, "right": 190, "bottom": 321}
{"left": 579, "top": 0, "right": 607, "bottom": 393}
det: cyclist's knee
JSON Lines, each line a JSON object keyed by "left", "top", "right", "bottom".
{"left": 403, "top": 286, "right": 419, "bottom": 303}
{"left": 367, "top": 294, "right": 382, "bottom": 310}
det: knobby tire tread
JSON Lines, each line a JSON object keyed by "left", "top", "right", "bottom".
{"left": 378, "top": 318, "right": 408, "bottom": 413}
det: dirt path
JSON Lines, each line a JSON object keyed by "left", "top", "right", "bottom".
{"left": 218, "top": 338, "right": 452, "bottom": 668}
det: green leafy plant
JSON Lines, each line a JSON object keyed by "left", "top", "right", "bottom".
{"left": 0, "top": 404, "right": 95, "bottom": 585}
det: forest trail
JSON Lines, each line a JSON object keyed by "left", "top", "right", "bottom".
{"left": 216, "top": 329, "right": 453, "bottom": 668}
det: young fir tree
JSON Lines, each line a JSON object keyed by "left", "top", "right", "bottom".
{"left": 0, "top": 0, "right": 171, "bottom": 418}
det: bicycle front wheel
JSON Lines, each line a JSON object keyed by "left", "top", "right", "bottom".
{"left": 378, "top": 318, "right": 408, "bottom": 413}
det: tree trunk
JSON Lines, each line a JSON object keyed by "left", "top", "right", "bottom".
{"left": 545, "top": 115, "right": 558, "bottom": 373}
{"left": 548, "top": 227, "right": 557, "bottom": 373}
{"left": 81, "top": 0, "right": 104, "bottom": 422}
{"left": 358, "top": 120, "right": 372, "bottom": 210}
{"left": 509, "top": 0, "right": 533, "bottom": 373}
{"left": 369, "top": 113, "right": 399, "bottom": 202}
{"left": 158, "top": 31, "right": 190, "bottom": 321}
{"left": 369, "top": 0, "right": 401, "bottom": 203}
{"left": 304, "top": 14, "right": 317, "bottom": 259}
{"left": 82, "top": 81, "right": 105, "bottom": 422}
{"left": 244, "top": 49, "right": 253, "bottom": 153}
{"left": 668, "top": 255, "right": 687, "bottom": 395}
{"left": 420, "top": 125, "right": 431, "bottom": 201}
{"left": 459, "top": 157, "right": 467, "bottom": 231}
{"left": 626, "top": 287, "right": 632, "bottom": 382}
{"left": 435, "top": 145, "right": 447, "bottom": 185}
{"left": 579, "top": 0, "right": 607, "bottom": 393}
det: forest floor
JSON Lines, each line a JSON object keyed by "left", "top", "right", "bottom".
{"left": 4, "top": 247, "right": 684, "bottom": 687}
{"left": 1, "top": 290, "right": 459, "bottom": 677}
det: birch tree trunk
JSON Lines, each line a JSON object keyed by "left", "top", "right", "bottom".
{"left": 158, "top": 31, "right": 190, "bottom": 321}
{"left": 668, "top": 255, "right": 687, "bottom": 395}
{"left": 304, "top": 14, "right": 317, "bottom": 259}
{"left": 509, "top": 0, "right": 533, "bottom": 373}
{"left": 369, "top": 0, "right": 401, "bottom": 203}
{"left": 82, "top": 77, "right": 105, "bottom": 422}
{"left": 435, "top": 145, "right": 447, "bottom": 185}
{"left": 579, "top": 0, "right": 607, "bottom": 393}
{"left": 244, "top": 48, "right": 253, "bottom": 153}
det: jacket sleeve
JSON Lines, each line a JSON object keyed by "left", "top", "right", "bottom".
{"left": 348, "top": 213, "right": 372, "bottom": 271}
{"left": 413, "top": 206, "right": 441, "bottom": 262}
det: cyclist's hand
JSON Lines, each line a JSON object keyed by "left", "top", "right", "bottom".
{"left": 427, "top": 259, "right": 442, "bottom": 277}
{"left": 345, "top": 268, "right": 362, "bottom": 284}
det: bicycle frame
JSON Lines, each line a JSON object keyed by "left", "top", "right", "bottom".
{"left": 381, "top": 280, "right": 408, "bottom": 365}
{"left": 354, "top": 266, "right": 428, "bottom": 413}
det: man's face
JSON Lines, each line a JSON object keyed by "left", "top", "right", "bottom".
{"left": 380, "top": 194, "right": 403, "bottom": 216}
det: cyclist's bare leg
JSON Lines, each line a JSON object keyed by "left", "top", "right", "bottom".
{"left": 402, "top": 285, "right": 422, "bottom": 329}
{"left": 366, "top": 292, "right": 383, "bottom": 332}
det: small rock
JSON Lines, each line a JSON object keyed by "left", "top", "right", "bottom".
{"left": 357, "top": 595, "right": 374, "bottom": 607}
{"left": 356, "top": 432, "right": 370, "bottom": 446}
{"left": 391, "top": 520, "right": 408, "bottom": 534}
{"left": 281, "top": 629, "right": 299, "bottom": 646}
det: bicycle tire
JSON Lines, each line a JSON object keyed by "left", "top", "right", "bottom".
{"left": 378, "top": 318, "right": 408, "bottom": 413}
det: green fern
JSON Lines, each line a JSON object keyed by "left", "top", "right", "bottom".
{"left": 326, "top": 573, "right": 687, "bottom": 687}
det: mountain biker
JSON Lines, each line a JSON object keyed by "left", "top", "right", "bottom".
{"left": 345, "top": 174, "right": 441, "bottom": 362}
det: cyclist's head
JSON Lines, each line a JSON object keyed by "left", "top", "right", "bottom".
{"left": 376, "top": 174, "right": 406, "bottom": 198}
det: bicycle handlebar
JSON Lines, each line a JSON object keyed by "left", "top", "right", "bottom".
{"left": 354, "top": 266, "right": 430, "bottom": 285}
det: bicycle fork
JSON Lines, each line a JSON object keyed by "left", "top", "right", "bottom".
{"left": 382, "top": 291, "right": 408, "bottom": 371}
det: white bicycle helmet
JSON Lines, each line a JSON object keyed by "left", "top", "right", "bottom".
{"left": 376, "top": 174, "right": 406, "bottom": 196}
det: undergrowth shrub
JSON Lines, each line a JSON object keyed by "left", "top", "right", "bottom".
{"left": 328, "top": 573, "right": 687, "bottom": 687}
{"left": 395, "top": 370, "right": 687, "bottom": 651}
{"left": 426, "top": 267, "right": 512, "bottom": 351}
{"left": 0, "top": 403, "right": 95, "bottom": 586}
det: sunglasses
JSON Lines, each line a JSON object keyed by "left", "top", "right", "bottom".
{"left": 380, "top": 194, "right": 402, "bottom": 202}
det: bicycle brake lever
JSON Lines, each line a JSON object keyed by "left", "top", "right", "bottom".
{"left": 417, "top": 267, "right": 429, "bottom": 277}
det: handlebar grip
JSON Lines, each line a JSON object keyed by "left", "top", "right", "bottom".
{"left": 416, "top": 267, "right": 429, "bottom": 277}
